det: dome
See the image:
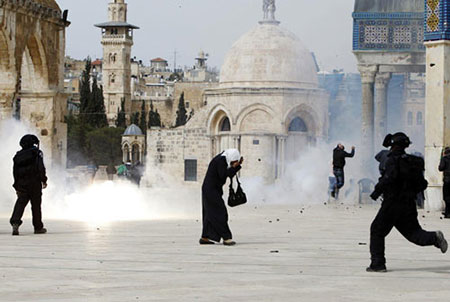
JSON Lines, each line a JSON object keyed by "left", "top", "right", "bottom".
{"left": 219, "top": 23, "right": 318, "bottom": 89}
{"left": 123, "top": 124, "right": 143, "bottom": 136}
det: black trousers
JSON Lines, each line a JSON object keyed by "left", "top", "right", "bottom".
{"left": 370, "top": 200, "right": 437, "bottom": 267}
{"left": 443, "top": 182, "right": 450, "bottom": 215}
{"left": 10, "top": 189, "right": 44, "bottom": 230}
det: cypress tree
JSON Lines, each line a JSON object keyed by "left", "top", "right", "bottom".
{"left": 131, "top": 112, "right": 140, "bottom": 125}
{"left": 79, "top": 58, "right": 92, "bottom": 120}
{"left": 139, "top": 100, "right": 147, "bottom": 133}
{"left": 116, "top": 99, "right": 127, "bottom": 128}
{"left": 175, "top": 92, "right": 187, "bottom": 127}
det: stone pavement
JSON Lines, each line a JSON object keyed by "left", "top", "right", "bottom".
{"left": 0, "top": 204, "right": 449, "bottom": 302}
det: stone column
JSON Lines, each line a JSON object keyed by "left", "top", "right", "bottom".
{"left": 374, "top": 72, "right": 391, "bottom": 147}
{"left": 424, "top": 40, "right": 450, "bottom": 211}
{"left": 358, "top": 65, "right": 378, "bottom": 175}
{"left": 0, "top": 91, "right": 15, "bottom": 119}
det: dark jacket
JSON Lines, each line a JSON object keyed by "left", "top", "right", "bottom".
{"left": 439, "top": 155, "right": 450, "bottom": 182}
{"left": 375, "top": 150, "right": 390, "bottom": 176}
{"left": 333, "top": 147, "right": 355, "bottom": 169}
{"left": 13, "top": 147, "right": 47, "bottom": 191}
{"left": 372, "top": 149, "right": 427, "bottom": 201}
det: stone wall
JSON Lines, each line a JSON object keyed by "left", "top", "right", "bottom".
{"left": 146, "top": 127, "right": 210, "bottom": 184}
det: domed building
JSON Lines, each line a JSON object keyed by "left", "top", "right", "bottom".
{"left": 147, "top": 0, "right": 328, "bottom": 183}
{"left": 122, "top": 124, "right": 146, "bottom": 164}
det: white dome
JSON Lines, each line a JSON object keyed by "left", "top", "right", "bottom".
{"left": 220, "top": 23, "right": 318, "bottom": 89}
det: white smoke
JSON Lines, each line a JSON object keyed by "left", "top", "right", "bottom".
{"left": 0, "top": 119, "right": 199, "bottom": 225}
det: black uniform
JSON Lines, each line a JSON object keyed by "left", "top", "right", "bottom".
{"left": 201, "top": 154, "right": 241, "bottom": 242}
{"left": 10, "top": 146, "right": 47, "bottom": 230}
{"left": 369, "top": 149, "right": 437, "bottom": 269}
{"left": 438, "top": 155, "right": 450, "bottom": 216}
{"left": 375, "top": 150, "right": 390, "bottom": 176}
{"left": 332, "top": 147, "right": 355, "bottom": 196}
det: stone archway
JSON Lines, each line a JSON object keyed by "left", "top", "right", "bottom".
{"left": 0, "top": 0, "right": 69, "bottom": 166}
{"left": 285, "top": 108, "right": 318, "bottom": 162}
{"left": 208, "top": 107, "right": 234, "bottom": 156}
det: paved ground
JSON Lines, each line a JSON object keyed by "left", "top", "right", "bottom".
{"left": 0, "top": 203, "right": 449, "bottom": 302}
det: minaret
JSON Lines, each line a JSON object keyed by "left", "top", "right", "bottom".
{"left": 95, "top": 0, "right": 139, "bottom": 126}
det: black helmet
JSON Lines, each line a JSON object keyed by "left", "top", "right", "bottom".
{"left": 19, "top": 134, "right": 39, "bottom": 149}
{"left": 382, "top": 132, "right": 411, "bottom": 149}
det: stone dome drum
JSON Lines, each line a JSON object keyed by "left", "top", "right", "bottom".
{"left": 219, "top": 23, "right": 318, "bottom": 89}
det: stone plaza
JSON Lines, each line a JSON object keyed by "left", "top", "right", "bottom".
{"left": 0, "top": 203, "right": 448, "bottom": 301}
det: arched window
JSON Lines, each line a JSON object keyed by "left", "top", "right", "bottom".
{"left": 288, "top": 117, "right": 308, "bottom": 132}
{"left": 407, "top": 112, "right": 413, "bottom": 126}
{"left": 219, "top": 117, "right": 231, "bottom": 132}
{"left": 417, "top": 112, "right": 423, "bottom": 126}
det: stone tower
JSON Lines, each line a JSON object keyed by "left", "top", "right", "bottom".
{"left": 424, "top": 0, "right": 450, "bottom": 211}
{"left": 95, "top": 0, "right": 139, "bottom": 125}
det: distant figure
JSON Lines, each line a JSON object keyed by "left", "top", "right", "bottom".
{"left": 106, "top": 163, "right": 117, "bottom": 181}
{"left": 117, "top": 162, "right": 127, "bottom": 179}
{"left": 10, "top": 135, "right": 48, "bottom": 236}
{"left": 130, "top": 161, "right": 144, "bottom": 187}
{"left": 438, "top": 147, "right": 450, "bottom": 218}
{"left": 200, "top": 149, "right": 243, "bottom": 246}
{"left": 86, "top": 163, "right": 98, "bottom": 184}
{"left": 331, "top": 144, "right": 355, "bottom": 199}
{"left": 368, "top": 133, "right": 447, "bottom": 273}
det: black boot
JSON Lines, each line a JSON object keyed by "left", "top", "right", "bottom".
{"left": 366, "top": 264, "right": 387, "bottom": 273}
{"left": 435, "top": 231, "right": 448, "bottom": 254}
{"left": 12, "top": 224, "right": 19, "bottom": 236}
{"left": 34, "top": 228, "right": 47, "bottom": 235}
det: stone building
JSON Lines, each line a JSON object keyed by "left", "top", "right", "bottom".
{"left": 122, "top": 124, "right": 145, "bottom": 164}
{"left": 95, "top": 0, "right": 139, "bottom": 125}
{"left": 0, "top": 0, "right": 69, "bottom": 167}
{"left": 146, "top": 1, "right": 328, "bottom": 184}
{"left": 352, "top": 0, "right": 425, "bottom": 174}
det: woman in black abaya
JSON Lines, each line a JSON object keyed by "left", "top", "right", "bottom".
{"left": 200, "top": 149, "right": 243, "bottom": 246}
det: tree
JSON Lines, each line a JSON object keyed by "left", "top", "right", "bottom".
{"left": 148, "top": 101, "right": 162, "bottom": 128}
{"left": 86, "top": 127, "right": 125, "bottom": 166}
{"left": 87, "top": 77, "right": 108, "bottom": 128}
{"left": 116, "top": 99, "right": 127, "bottom": 128}
{"left": 79, "top": 58, "right": 92, "bottom": 120}
{"left": 131, "top": 112, "right": 140, "bottom": 125}
{"left": 175, "top": 92, "right": 188, "bottom": 127}
{"left": 139, "top": 100, "right": 147, "bottom": 133}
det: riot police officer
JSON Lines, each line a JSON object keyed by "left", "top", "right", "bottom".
{"left": 10, "top": 134, "right": 48, "bottom": 236}
{"left": 368, "top": 133, "right": 448, "bottom": 272}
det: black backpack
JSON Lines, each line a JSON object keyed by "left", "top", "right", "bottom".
{"left": 398, "top": 154, "right": 428, "bottom": 195}
{"left": 228, "top": 175, "right": 247, "bottom": 207}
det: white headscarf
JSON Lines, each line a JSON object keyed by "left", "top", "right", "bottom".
{"left": 221, "top": 149, "right": 241, "bottom": 168}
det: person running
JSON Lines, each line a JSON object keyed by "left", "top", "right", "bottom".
{"left": 200, "top": 149, "right": 243, "bottom": 246}
{"left": 368, "top": 132, "right": 448, "bottom": 272}
{"left": 438, "top": 147, "right": 450, "bottom": 218}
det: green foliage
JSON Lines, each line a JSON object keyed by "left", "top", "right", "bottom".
{"left": 148, "top": 101, "right": 162, "bottom": 128}
{"left": 139, "top": 100, "right": 147, "bottom": 133}
{"left": 79, "top": 58, "right": 92, "bottom": 118}
{"left": 131, "top": 112, "right": 140, "bottom": 125}
{"left": 175, "top": 92, "right": 187, "bottom": 127}
{"left": 116, "top": 99, "right": 127, "bottom": 128}
{"left": 86, "top": 127, "right": 125, "bottom": 166}
{"left": 168, "top": 72, "right": 183, "bottom": 82}
{"left": 66, "top": 113, "right": 93, "bottom": 167}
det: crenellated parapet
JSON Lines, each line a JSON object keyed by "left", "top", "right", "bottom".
{"left": 0, "top": 0, "right": 65, "bottom": 25}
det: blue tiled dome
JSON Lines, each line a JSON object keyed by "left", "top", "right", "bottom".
{"left": 123, "top": 124, "right": 143, "bottom": 136}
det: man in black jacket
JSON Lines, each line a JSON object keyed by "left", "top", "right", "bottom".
{"left": 331, "top": 144, "right": 355, "bottom": 199}
{"left": 10, "top": 135, "right": 48, "bottom": 236}
{"left": 368, "top": 133, "right": 447, "bottom": 272}
{"left": 438, "top": 147, "right": 450, "bottom": 218}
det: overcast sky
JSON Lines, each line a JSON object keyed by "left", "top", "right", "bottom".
{"left": 58, "top": 0, "right": 357, "bottom": 73}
